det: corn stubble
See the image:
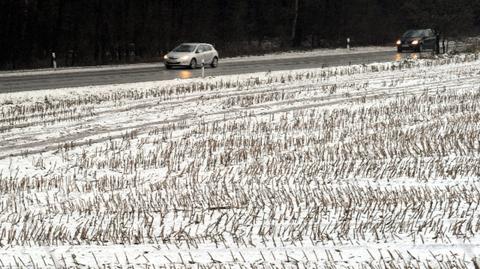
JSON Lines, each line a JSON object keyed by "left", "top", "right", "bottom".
{"left": 0, "top": 54, "right": 480, "bottom": 268}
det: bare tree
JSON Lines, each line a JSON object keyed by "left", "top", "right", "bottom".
{"left": 291, "top": 0, "right": 299, "bottom": 46}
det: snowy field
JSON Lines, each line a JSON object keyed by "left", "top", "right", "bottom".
{"left": 0, "top": 54, "right": 480, "bottom": 268}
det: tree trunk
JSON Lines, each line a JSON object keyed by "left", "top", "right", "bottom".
{"left": 291, "top": 0, "right": 299, "bottom": 46}
{"left": 53, "top": 0, "right": 67, "bottom": 56}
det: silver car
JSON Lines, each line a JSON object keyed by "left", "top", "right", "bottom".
{"left": 164, "top": 43, "right": 219, "bottom": 69}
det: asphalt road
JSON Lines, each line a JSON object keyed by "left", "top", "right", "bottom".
{"left": 0, "top": 50, "right": 403, "bottom": 92}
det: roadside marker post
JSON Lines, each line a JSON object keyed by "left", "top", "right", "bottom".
{"left": 202, "top": 59, "right": 205, "bottom": 78}
{"left": 347, "top": 38, "right": 351, "bottom": 50}
{"left": 52, "top": 52, "right": 57, "bottom": 70}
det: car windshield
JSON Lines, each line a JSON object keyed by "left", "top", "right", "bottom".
{"left": 172, "top": 44, "right": 196, "bottom": 52}
{"left": 402, "top": 30, "right": 425, "bottom": 38}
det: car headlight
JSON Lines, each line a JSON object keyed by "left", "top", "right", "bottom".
{"left": 396, "top": 40, "right": 401, "bottom": 45}
{"left": 411, "top": 40, "right": 419, "bottom": 45}
{"left": 180, "top": 56, "right": 189, "bottom": 61}
{"left": 164, "top": 55, "right": 169, "bottom": 60}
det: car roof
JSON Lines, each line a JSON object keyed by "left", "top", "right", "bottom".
{"left": 406, "top": 29, "right": 433, "bottom": 32}
{"left": 181, "top": 43, "right": 213, "bottom": 47}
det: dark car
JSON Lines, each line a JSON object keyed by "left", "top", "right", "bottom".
{"left": 396, "top": 29, "right": 437, "bottom": 53}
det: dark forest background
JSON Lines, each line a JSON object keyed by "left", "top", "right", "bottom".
{"left": 0, "top": 0, "right": 479, "bottom": 70}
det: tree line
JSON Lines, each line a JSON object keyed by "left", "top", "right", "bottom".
{"left": 0, "top": 0, "right": 478, "bottom": 69}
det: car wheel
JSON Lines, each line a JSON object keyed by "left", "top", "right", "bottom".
{"left": 165, "top": 64, "right": 172, "bottom": 69}
{"left": 210, "top": 57, "right": 218, "bottom": 68}
{"left": 189, "top": 59, "right": 197, "bottom": 69}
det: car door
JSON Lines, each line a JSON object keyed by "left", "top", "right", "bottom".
{"left": 423, "top": 30, "right": 435, "bottom": 50}
{"left": 197, "top": 45, "right": 210, "bottom": 64}
{"left": 203, "top": 45, "right": 214, "bottom": 64}
{"left": 195, "top": 45, "right": 206, "bottom": 65}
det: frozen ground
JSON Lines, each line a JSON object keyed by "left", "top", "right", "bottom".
{"left": 0, "top": 46, "right": 393, "bottom": 78}
{"left": 0, "top": 54, "right": 480, "bottom": 268}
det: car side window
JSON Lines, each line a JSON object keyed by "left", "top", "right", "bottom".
{"left": 196, "top": 46, "right": 203, "bottom": 53}
{"left": 201, "top": 45, "right": 210, "bottom": 52}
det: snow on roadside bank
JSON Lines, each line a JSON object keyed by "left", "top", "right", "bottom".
{"left": 222, "top": 46, "right": 394, "bottom": 62}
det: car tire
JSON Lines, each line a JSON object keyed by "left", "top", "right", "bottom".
{"left": 210, "top": 57, "right": 218, "bottom": 68}
{"left": 189, "top": 59, "right": 197, "bottom": 69}
{"left": 165, "top": 64, "right": 172, "bottom": 69}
